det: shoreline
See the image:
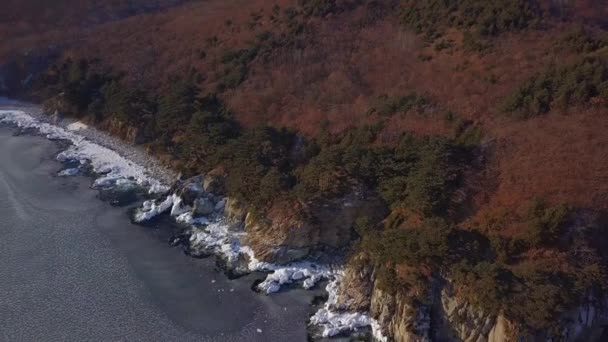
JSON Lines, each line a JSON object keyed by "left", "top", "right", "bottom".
{"left": 0, "top": 101, "right": 387, "bottom": 341}
{"left": 0, "top": 97, "right": 177, "bottom": 185}
{"left": 0, "top": 125, "right": 321, "bottom": 341}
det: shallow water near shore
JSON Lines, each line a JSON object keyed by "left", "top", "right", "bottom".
{"left": 0, "top": 124, "right": 325, "bottom": 341}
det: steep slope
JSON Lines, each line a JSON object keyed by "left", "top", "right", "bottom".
{"left": 1, "top": 0, "right": 608, "bottom": 341}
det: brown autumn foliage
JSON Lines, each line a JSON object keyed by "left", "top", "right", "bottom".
{"left": 1, "top": 0, "right": 606, "bottom": 223}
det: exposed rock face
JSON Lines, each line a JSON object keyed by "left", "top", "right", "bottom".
{"left": 242, "top": 188, "right": 387, "bottom": 264}
{"left": 560, "top": 296, "right": 608, "bottom": 342}
{"left": 334, "top": 255, "right": 374, "bottom": 311}
{"left": 434, "top": 286, "right": 499, "bottom": 342}
{"left": 174, "top": 176, "right": 205, "bottom": 206}
{"left": 436, "top": 288, "right": 608, "bottom": 342}
{"left": 244, "top": 201, "right": 316, "bottom": 264}
{"left": 370, "top": 286, "right": 431, "bottom": 342}
{"left": 334, "top": 257, "right": 430, "bottom": 341}
{"left": 102, "top": 118, "right": 146, "bottom": 144}
{"left": 225, "top": 197, "right": 247, "bottom": 229}
{"left": 336, "top": 260, "right": 608, "bottom": 342}
{"left": 192, "top": 197, "right": 214, "bottom": 216}
{"left": 203, "top": 166, "right": 226, "bottom": 195}
{"left": 487, "top": 314, "right": 513, "bottom": 342}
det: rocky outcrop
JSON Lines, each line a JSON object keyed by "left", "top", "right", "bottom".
{"left": 244, "top": 201, "right": 316, "bottom": 264}
{"left": 560, "top": 296, "right": 608, "bottom": 342}
{"left": 435, "top": 288, "right": 608, "bottom": 342}
{"left": 487, "top": 315, "right": 514, "bottom": 342}
{"left": 174, "top": 176, "right": 205, "bottom": 206}
{"left": 192, "top": 197, "right": 214, "bottom": 216}
{"left": 334, "top": 255, "right": 374, "bottom": 311}
{"left": 434, "top": 286, "right": 500, "bottom": 342}
{"left": 334, "top": 257, "right": 431, "bottom": 341}
{"left": 102, "top": 117, "right": 146, "bottom": 144}
{"left": 370, "top": 287, "right": 431, "bottom": 342}
{"left": 242, "top": 187, "right": 387, "bottom": 264}
{"left": 225, "top": 197, "right": 248, "bottom": 229}
{"left": 335, "top": 260, "right": 608, "bottom": 342}
{"left": 203, "top": 166, "right": 226, "bottom": 195}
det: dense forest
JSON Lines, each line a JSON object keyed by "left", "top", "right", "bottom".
{"left": 2, "top": 0, "right": 608, "bottom": 338}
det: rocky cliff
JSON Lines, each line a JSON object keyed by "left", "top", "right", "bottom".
{"left": 232, "top": 187, "right": 387, "bottom": 264}
{"left": 335, "top": 257, "right": 608, "bottom": 342}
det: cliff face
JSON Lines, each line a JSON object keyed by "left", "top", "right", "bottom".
{"left": 239, "top": 187, "right": 387, "bottom": 264}
{"left": 336, "top": 259, "right": 608, "bottom": 342}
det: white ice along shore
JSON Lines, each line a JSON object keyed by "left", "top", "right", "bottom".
{"left": 0, "top": 108, "right": 387, "bottom": 341}
{"left": 133, "top": 189, "right": 388, "bottom": 340}
{"left": 0, "top": 109, "right": 169, "bottom": 193}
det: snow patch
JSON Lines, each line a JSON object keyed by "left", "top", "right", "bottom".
{"left": 57, "top": 168, "right": 79, "bottom": 177}
{"left": 170, "top": 195, "right": 191, "bottom": 217}
{"left": 67, "top": 121, "right": 88, "bottom": 131}
{"left": 0, "top": 110, "right": 167, "bottom": 194}
{"left": 256, "top": 262, "right": 330, "bottom": 294}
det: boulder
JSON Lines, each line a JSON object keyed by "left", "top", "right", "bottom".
{"left": 335, "top": 254, "right": 374, "bottom": 311}
{"left": 243, "top": 201, "right": 318, "bottom": 264}
{"left": 214, "top": 198, "right": 226, "bottom": 212}
{"left": 242, "top": 186, "right": 387, "bottom": 264}
{"left": 203, "top": 167, "right": 226, "bottom": 195}
{"left": 175, "top": 176, "right": 204, "bottom": 206}
{"left": 192, "top": 197, "right": 214, "bottom": 216}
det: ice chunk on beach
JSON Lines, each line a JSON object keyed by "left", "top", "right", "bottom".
{"left": 255, "top": 262, "right": 330, "bottom": 294}
{"left": 57, "top": 168, "right": 79, "bottom": 177}
{"left": 134, "top": 195, "right": 174, "bottom": 222}
{"left": 176, "top": 212, "right": 210, "bottom": 226}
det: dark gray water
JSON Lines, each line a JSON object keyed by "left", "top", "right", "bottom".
{"left": 0, "top": 125, "right": 318, "bottom": 342}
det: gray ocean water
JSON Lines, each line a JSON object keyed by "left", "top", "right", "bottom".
{"left": 0, "top": 125, "right": 319, "bottom": 342}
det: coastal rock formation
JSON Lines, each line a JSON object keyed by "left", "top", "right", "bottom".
{"left": 102, "top": 117, "right": 146, "bottom": 144}
{"left": 335, "top": 260, "right": 608, "bottom": 342}
{"left": 203, "top": 167, "right": 226, "bottom": 195}
{"left": 242, "top": 188, "right": 387, "bottom": 264}
{"left": 192, "top": 197, "right": 214, "bottom": 216}
{"left": 244, "top": 200, "right": 315, "bottom": 264}
{"left": 225, "top": 197, "right": 247, "bottom": 229}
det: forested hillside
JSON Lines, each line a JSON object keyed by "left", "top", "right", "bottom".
{"left": 1, "top": 0, "right": 608, "bottom": 340}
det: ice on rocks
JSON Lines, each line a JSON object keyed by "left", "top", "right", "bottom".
{"left": 0, "top": 109, "right": 168, "bottom": 194}
{"left": 57, "top": 168, "right": 79, "bottom": 177}
{"left": 310, "top": 273, "right": 388, "bottom": 341}
{"left": 170, "top": 195, "right": 191, "bottom": 217}
{"left": 0, "top": 109, "right": 389, "bottom": 341}
{"left": 175, "top": 212, "right": 210, "bottom": 226}
{"left": 134, "top": 195, "right": 174, "bottom": 222}
{"left": 148, "top": 183, "right": 170, "bottom": 195}
{"left": 256, "top": 262, "right": 331, "bottom": 294}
